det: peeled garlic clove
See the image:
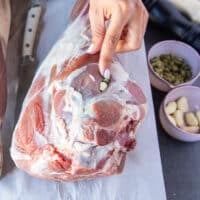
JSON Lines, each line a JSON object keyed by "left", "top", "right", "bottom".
{"left": 173, "top": 110, "right": 185, "bottom": 128}
{"left": 167, "top": 115, "right": 176, "bottom": 126}
{"left": 185, "top": 112, "right": 198, "bottom": 126}
{"left": 99, "top": 81, "right": 108, "bottom": 92}
{"left": 196, "top": 111, "right": 200, "bottom": 126}
{"left": 182, "top": 126, "right": 199, "bottom": 133}
{"left": 176, "top": 96, "right": 189, "bottom": 112}
{"left": 165, "top": 101, "right": 177, "bottom": 115}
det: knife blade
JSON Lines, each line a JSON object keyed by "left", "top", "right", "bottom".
{"left": 15, "top": 1, "right": 43, "bottom": 122}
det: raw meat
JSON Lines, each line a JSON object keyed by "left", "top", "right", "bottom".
{"left": 10, "top": 7, "right": 147, "bottom": 181}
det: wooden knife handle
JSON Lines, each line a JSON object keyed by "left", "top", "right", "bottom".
{"left": 22, "top": 5, "right": 42, "bottom": 58}
{"left": 0, "top": 0, "right": 11, "bottom": 57}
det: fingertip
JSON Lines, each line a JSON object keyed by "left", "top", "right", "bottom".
{"left": 99, "top": 52, "right": 112, "bottom": 77}
{"left": 103, "top": 68, "right": 111, "bottom": 80}
{"left": 99, "top": 62, "right": 111, "bottom": 79}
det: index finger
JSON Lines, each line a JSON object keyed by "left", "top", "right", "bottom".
{"left": 99, "top": 9, "right": 127, "bottom": 76}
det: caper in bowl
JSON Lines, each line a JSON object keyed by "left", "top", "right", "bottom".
{"left": 150, "top": 54, "right": 192, "bottom": 85}
{"left": 148, "top": 40, "right": 200, "bottom": 92}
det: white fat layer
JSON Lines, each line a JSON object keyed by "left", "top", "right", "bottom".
{"left": 31, "top": 155, "right": 48, "bottom": 174}
{"left": 34, "top": 131, "right": 48, "bottom": 146}
{"left": 111, "top": 61, "right": 129, "bottom": 82}
{"left": 50, "top": 117, "right": 69, "bottom": 149}
{"left": 124, "top": 104, "right": 140, "bottom": 120}
{"left": 66, "top": 66, "right": 87, "bottom": 85}
{"left": 10, "top": 146, "right": 32, "bottom": 161}
{"left": 66, "top": 89, "right": 84, "bottom": 145}
{"left": 31, "top": 149, "right": 63, "bottom": 175}
{"left": 89, "top": 74, "right": 95, "bottom": 82}
{"left": 73, "top": 142, "right": 92, "bottom": 152}
{"left": 89, "top": 144, "right": 113, "bottom": 169}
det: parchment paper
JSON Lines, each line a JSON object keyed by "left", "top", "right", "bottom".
{"left": 0, "top": 1, "right": 166, "bottom": 199}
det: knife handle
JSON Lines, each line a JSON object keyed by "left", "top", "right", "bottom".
{"left": 22, "top": 5, "right": 42, "bottom": 59}
{"left": 142, "top": 0, "right": 200, "bottom": 53}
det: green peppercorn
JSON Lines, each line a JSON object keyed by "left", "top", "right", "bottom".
{"left": 150, "top": 54, "right": 192, "bottom": 85}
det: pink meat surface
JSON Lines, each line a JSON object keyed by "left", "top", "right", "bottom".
{"left": 11, "top": 51, "right": 147, "bottom": 181}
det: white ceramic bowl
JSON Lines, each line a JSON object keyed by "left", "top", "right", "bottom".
{"left": 159, "top": 86, "right": 200, "bottom": 142}
{"left": 148, "top": 40, "right": 200, "bottom": 92}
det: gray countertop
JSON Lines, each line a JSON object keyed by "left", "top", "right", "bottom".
{"left": 145, "top": 22, "right": 200, "bottom": 200}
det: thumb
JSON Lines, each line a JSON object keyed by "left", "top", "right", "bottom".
{"left": 88, "top": 9, "right": 105, "bottom": 54}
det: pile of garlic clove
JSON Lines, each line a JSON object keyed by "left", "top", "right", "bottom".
{"left": 165, "top": 96, "right": 200, "bottom": 133}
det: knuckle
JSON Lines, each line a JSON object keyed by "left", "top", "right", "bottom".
{"left": 106, "top": 34, "right": 119, "bottom": 47}
{"left": 117, "top": 1, "right": 134, "bottom": 15}
{"left": 100, "top": 54, "right": 112, "bottom": 65}
{"left": 89, "top": 7, "right": 98, "bottom": 17}
{"left": 124, "top": 2, "right": 135, "bottom": 13}
{"left": 144, "top": 8, "right": 149, "bottom": 19}
{"left": 129, "top": 42, "right": 142, "bottom": 51}
{"left": 89, "top": 0, "right": 96, "bottom": 7}
{"left": 135, "top": 0, "right": 147, "bottom": 12}
{"left": 93, "top": 25, "right": 105, "bottom": 38}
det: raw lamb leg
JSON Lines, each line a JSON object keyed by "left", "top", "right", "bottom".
{"left": 11, "top": 4, "right": 147, "bottom": 181}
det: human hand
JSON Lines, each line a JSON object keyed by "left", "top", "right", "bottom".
{"left": 88, "top": 0, "right": 148, "bottom": 79}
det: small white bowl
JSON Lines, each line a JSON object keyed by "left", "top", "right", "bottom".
{"left": 159, "top": 85, "right": 200, "bottom": 142}
{"left": 148, "top": 40, "right": 200, "bottom": 92}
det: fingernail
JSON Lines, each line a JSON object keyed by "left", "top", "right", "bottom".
{"left": 87, "top": 44, "right": 95, "bottom": 54}
{"left": 103, "top": 69, "right": 110, "bottom": 80}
